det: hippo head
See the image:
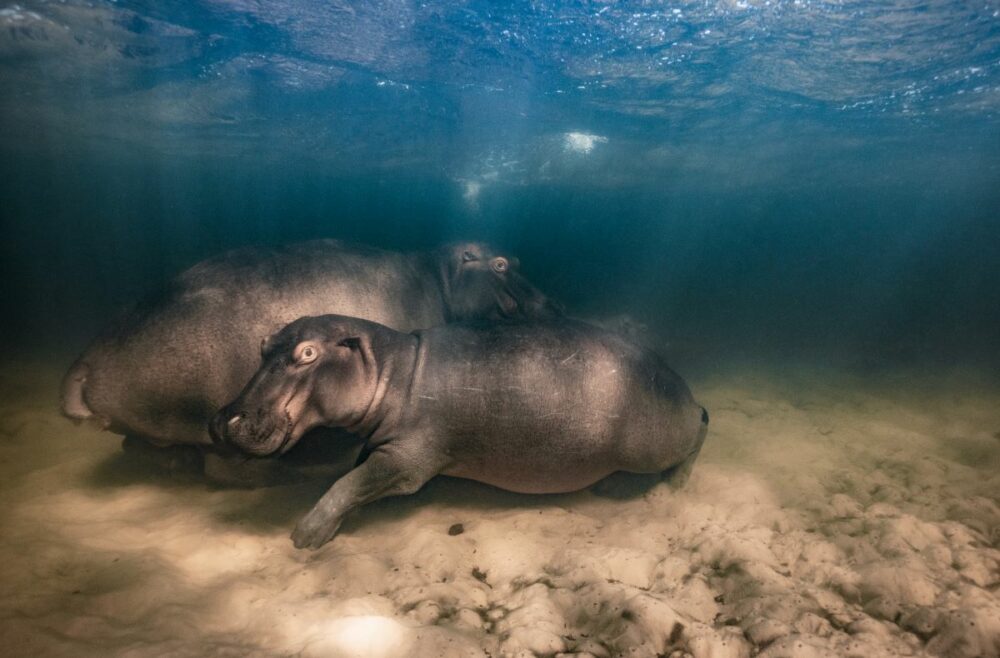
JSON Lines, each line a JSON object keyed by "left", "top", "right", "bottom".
{"left": 437, "top": 242, "right": 561, "bottom": 321}
{"left": 211, "top": 315, "right": 377, "bottom": 457}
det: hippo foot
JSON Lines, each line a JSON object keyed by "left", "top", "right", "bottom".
{"left": 590, "top": 471, "right": 662, "bottom": 499}
{"left": 288, "top": 446, "right": 442, "bottom": 550}
{"left": 664, "top": 447, "right": 702, "bottom": 491}
{"left": 291, "top": 510, "right": 343, "bottom": 550}
{"left": 121, "top": 436, "right": 204, "bottom": 476}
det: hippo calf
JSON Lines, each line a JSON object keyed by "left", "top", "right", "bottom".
{"left": 212, "top": 315, "right": 708, "bottom": 549}
{"left": 60, "top": 240, "right": 557, "bottom": 455}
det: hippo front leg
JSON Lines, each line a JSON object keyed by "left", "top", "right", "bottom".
{"left": 291, "top": 442, "right": 444, "bottom": 550}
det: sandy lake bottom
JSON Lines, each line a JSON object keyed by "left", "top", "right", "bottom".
{"left": 0, "top": 361, "right": 997, "bottom": 658}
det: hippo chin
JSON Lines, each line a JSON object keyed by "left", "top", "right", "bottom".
{"left": 60, "top": 240, "right": 558, "bottom": 453}
{"left": 212, "top": 314, "right": 709, "bottom": 550}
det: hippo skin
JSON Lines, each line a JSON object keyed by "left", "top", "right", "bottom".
{"left": 60, "top": 240, "right": 558, "bottom": 457}
{"left": 212, "top": 314, "right": 709, "bottom": 549}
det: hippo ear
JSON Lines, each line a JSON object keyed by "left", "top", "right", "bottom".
{"left": 260, "top": 324, "right": 288, "bottom": 357}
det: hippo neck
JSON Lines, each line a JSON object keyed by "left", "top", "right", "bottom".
{"left": 398, "top": 249, "right": 451, "bottom": 326}
{"left": 343, "top": 330, "right": 419, "bottom": 442}
{"left": 410, "top": 247, "right": 463, "bottom": 322}
{"left": 414, "top": 249, "right": 451, "bottom": 321}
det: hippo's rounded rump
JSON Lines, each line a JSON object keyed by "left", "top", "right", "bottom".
{"left": 414, "top": 321, "right": 707, "bottom": 494}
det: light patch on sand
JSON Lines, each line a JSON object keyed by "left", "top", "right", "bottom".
{"left": 564, "top": 131, "right": 608, "bottom": 154}
{"left": 0, "top": 363, "right": 998, "bottom": 657}
{"left": 305, "top": 616, "right": 414, "bottom": 658}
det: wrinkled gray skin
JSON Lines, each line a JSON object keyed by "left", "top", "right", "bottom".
{"left": 212, "top": 314, "right": 709, "bottom": 549}
{"left": 60, "top": 241, "right": 558, "bottom": 468}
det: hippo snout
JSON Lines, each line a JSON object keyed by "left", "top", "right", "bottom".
{"left": 209, "top": 409, "right": 235, "bottom": 444}
{"left": 209, "top": 407, "right": 259, "bottom": 446}
{"left": 210, "top": 405, "right": 288, "bottom": 457}
{"left": 528, "top": 294, "right": 564, "bottom": 319}
{"left": 60, "top": 361, "right": 94, "bottom": 421}
{"left": 509, "top": 272, "right": 563, "bottom": 319}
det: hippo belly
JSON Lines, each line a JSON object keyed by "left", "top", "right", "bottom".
{"left": 440, "top": 422, "right": 625, "bottom": 494}
{"left": 443, "top": 452, "right": 618, "bottom": 494}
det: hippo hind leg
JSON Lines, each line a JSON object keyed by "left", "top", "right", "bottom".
{"left": 664, "top": 407, "right": 709, "bottom": 490}
{"left": 662, "top": 444, "right": 701, "bottom": 490}
{"left": 121, "top": 435, "right": 204, "bottom": 476}
{"left": 120, "top": 435, "right": 306, "bottom": 487}
{"left": 589, "top": 471, "right": 662, "bottom": 499}
{"left": 594, "top": 407, "right": 709, "bottom": 497}
{"left": 592, "top": 444, "right": 702, "bottom": 498}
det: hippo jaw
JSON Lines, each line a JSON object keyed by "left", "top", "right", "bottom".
{"left": 497, "top": 267, "right": 563, "bottom": 320}
{"left": 211, "top": 316, "right": 374, "bottom": 457}
{"left": 439, "top": 243, "right": 561, "bottom": 321}
{"left": 213, "top": 393, "right": 310, "bottom": 457}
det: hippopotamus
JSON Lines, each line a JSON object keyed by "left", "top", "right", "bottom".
{"left": 211, "top": 314, "right": 709, "bottom": 549}
{"left": 60, "top": 240, "right": 558, "bottom": 461}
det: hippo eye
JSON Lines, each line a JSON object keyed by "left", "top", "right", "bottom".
{"left": 491, "top": 257, "right": 508, "bottom": 273}
{"left": 294, "top": 343, "right": 319, "bottom": 364}
{"left": 461, "top": 250, "right": 477, "bottom": 263}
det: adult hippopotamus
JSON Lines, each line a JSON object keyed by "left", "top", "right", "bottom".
{"left": 211, "top": 314, "right": 709, "bottom": 549}
{"left": 61, "top": 240, "right": 558, "bottom": 453}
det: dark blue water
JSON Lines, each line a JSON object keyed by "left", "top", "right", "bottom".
{"left": 2, "top": 0, "right": 999, "bottom": 370}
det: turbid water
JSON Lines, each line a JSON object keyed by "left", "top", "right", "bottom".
{"left": 1, "top": 1, "right": 999, "bottom": 657}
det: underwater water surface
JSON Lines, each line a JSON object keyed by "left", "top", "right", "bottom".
{"left": 1, "top": 1, "right": 999, "bottom": 657}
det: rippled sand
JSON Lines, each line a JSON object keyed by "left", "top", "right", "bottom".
{"left": 0, "top": 361, "right": 997, "bottom": 658}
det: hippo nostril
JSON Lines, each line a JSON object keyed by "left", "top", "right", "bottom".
{"left": 209, "top": 410, "right": 239, "bottom": 446}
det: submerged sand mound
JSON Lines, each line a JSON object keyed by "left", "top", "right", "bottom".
{"left": 0, "top": 362, "right": 997, "bottom": 657}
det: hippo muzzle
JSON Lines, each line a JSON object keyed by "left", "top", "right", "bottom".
{"left": 503, "top": 270, "right": 563, "bottom": 320}
{"left": 210, "top": 405, "right": 295, "bottom": 457}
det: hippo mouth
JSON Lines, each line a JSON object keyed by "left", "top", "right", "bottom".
{"left": 495, "top": 290, "right": 520, "bottom": 318}
{"left": 273, "top": 384, "right": 314, "bottom": 456}
{"left": 216, "top": 383, "right": 312, "bottom": 457}
{"left": 501, "top": 273, "right": 561, "bottom": 319}
{"left": 237, "top": 409, "right": 295, "bottom": 457}
{"left": 273, "top": 409, "right": 296, "bottom": 455}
